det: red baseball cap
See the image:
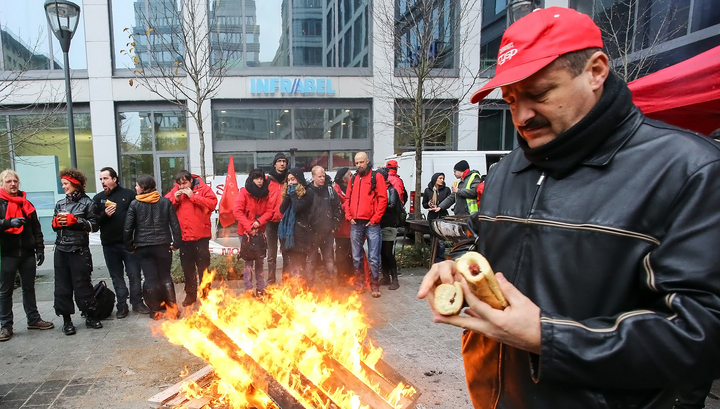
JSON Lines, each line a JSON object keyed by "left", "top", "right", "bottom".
{"left": 470, "top": 7, "right": 603, "bottom": 104}
{"left": 386, "top": 160, "right": 399, "bottom": 169}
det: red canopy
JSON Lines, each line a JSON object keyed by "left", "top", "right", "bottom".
{"left": 628, "top": 46, "right": 720, "bottom": 136}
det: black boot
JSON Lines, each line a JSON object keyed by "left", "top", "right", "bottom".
{"left": 389, "top": 267, "right": 400, "bottom": 290}
{"left": 378, "top": 270, "right": 391, "bottom": 286}
{"left": 85, "top": 309, "right": 103, "bottom": 329}
{"left": 162, "top": 281, "right": 180, "bottom": 319}
{"left": 62, "top": 315, "right": 76, "bottom": 336}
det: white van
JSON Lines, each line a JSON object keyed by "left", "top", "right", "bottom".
{"left": 384, "top": 150, "right": 509, "bottom": 218}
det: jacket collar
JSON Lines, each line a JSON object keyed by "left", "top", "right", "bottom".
{"left": 512, "top": 107, "right": 644, "bottom": 174}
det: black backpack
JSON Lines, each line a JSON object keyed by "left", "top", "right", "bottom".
{"left": 93, "top": 281, "right": 116, "bottom": 320}
{"left": 350, "top": 170, "right": 378, "bottom": 192}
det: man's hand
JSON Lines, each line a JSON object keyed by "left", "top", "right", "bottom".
{"left": 350, "top": 219, "right": 357, "bottom": 225}
{"left": 175, "top": 190, "right": 183, "bottom": 199}
{"left": 418, "top": 261, "right": 542, "bottom": 355}
{"left": 9, "top": 217, "right": 25, "bottom": 228}
{"left": 36, "top": 253, "right": 45, "bottom": 266}
{"left": 451, "top": 186, "right": 459, "bottom": 194}
{"left": 183, "top": 188, "right": 192, "bottom": 198}
{"left": 252, "top": 220, "right": 260, "bottom": 230}
{"left": 105, "top": 205, "right": 116, "bottom": 216}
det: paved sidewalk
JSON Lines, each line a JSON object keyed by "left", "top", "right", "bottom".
{"left": 0, "top": 247, "right": 472, "bottom": 409}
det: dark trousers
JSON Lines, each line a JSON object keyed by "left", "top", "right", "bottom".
{"left": 103, "top": 242, "right": 142, "bottom": 308}
{"left": 0, "top": 254, "right": 40, "bottom": 328}
{"left": 381, "top": 240, "right": 397, "bottom": 276}
{"left": 306, "top": 232, "right": 335, "bottom": 287}
{"left": 286, "top": 249, "right": 307, "bottom": 284}
{"left": 54, "top": 248, "right": 97, "bottom": 316}
{"left": 179, "top": 238, "right": 210, "bottom": 297}
{"left": 135, "top": 245, "right": 174, "bottom": 312}
{"left": 335, "top": 237, "right": 353, "bottom": 285}
{"left": 675, "top": 380, "right": 714, "bottom": 409}
{"left": 265, "top": 221, "right": 287, "bottom": 284}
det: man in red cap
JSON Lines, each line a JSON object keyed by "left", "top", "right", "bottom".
{"left": 385, "top": 159, "right": 407, "bottom": 205}
{"left": 418, "top": 7, "right": 720, "bottom": 409}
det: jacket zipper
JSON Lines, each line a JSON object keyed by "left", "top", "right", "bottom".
{"left": 527, "top": 172, "right": 546, "bottom": 220}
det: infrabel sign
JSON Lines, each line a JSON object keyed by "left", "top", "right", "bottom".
{"left": 250, "top": 77, "right": 336, "bottom": 96}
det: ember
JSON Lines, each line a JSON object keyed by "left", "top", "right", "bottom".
{"left": 150, "top": 271, "right": 420, "bottom": 409}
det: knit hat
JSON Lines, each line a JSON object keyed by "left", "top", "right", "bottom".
{"left": 334, "top": 167, "right": 350, "bottom": 184}
{"left": 386, "top": 159, "right": 399, "bottom": 169}
{"left": 454, "top": 160, "right": 470, "bottom": 172}
{"left": 287, "top": 167, "right": 308, "bottom": 187}
{"left": 273, "top": 152, "right": 288, "bottom": 166}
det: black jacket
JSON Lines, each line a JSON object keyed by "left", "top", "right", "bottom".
{"left": 459, "top": 108, "right": 720, "bottom": 409}
{"left": 422, "top": 180, "right": 451, "bottom": 221}
{"left": 380, "top": 185, "right": 401, "bottom": 228}
{"left": 0, "top": 195, "right": 43, "bottom": 257}
{"left": 124, "top": 196, "right": 181, "bottom": 251}
{"left": 53, "top": 194, "right": 99, "bottom": 248}
{"left": 279, "top": 187, "right": 314, "bottom": 252}
{"left": 93, "top": 185, "right": 136, "bottom": 246}
{"left": 308, "top": 180, "right": 342, "bottom": 234}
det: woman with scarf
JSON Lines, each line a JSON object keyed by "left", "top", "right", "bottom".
{"left": 52, "top": 168, "right": 101, "bottom": 336}
{"left": 278, "top": 168, "right": 314, "bottom": 286}
{"left": 0, "top": 170, "right": 54, "bottom": 342}
{"left": 422, "top": 172, "right": 451, "bottom": 263}
{"left": 333, "top": 168, "right": 353, "bottom": 286}
{"left": 124, "top": 175, "right": 182, "bottom": 320}
{"left": 233, "top": 168, "right": 275, "bottom": 297}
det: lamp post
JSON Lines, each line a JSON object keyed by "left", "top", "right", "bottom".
{"left": 44, "top": 0, "right": 81, "bottom": 168}
{"left": 507, "top": 0, "right": 541, "bottom": 25}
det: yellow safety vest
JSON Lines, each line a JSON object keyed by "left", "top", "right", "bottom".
{"left": 463, "top": 172, "right": 479, "bottom": 213}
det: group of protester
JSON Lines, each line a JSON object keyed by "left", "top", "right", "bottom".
{"left": 0, "top": 167, "right": 217, "bottom": 340}
{"left": 233, "top": 151, "right": 409, "bottom": 300}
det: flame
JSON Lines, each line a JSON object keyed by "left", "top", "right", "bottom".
{"left": 160, "top": 272, "right": 417, "bottom": 408}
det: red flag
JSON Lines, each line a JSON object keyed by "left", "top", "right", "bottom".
{"left": 218, "top": 156, "right": 239, "bottom": 227}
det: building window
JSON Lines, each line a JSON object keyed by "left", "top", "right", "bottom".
{"left": 394, "top": 101, "right": 457, "bottom": 153}
{"left": 118, "top": 109, "right": 189, "bottom": 195}
{"left": 213, "top": 150, "right": 356, "bottom": 175}
{"left": 0, "top": 1, "right": 87, "bottom": 71}
{"left": 111, "top": 0, "right": 184, "bottom": 70}
{"left": 477, "top": 106, "right": 516, "bottom": 151}
{"left": 207, "top": 0, "right": 369, "bottom": 68}
{"left": 395, "top": 0, "right": 455, "bottom": 69}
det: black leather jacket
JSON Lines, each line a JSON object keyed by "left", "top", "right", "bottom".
{"left": 460, "top": 109, "right": 720, "bottom": 409}
{"left": 52, "top": 194, "right": 98, "bottom": 248}
{"left": 380, "top": 186, "right": 401, "bottom": 228}
{"left": 124, "top": 196, "right": 181, "bottom": 251}
{"left": 0, "top": 195, "right": 44, "bottom": 257}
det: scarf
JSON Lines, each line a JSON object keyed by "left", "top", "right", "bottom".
{"left": 245, "top": 177, "right": 270, "bottom": 198}
{"left": 136, "top": 191, "right": 160, "bottom": 203}
{"left": 0, "top": 190, "right": 35, "bottom": 234}
{"left": 268, "top": 168, "right": 288, "bottom": 184}
{"left": 517, "top": 72, "right": 634, "bottom": 179}
{"left": 278, "top": 184, "right": 297, "bottom": 249}
{"left": 68, "top": 190, "right": 84, "bottom": 202}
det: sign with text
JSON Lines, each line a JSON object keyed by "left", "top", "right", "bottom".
{"left": 250, "top": 77, "right": 337, "bottom": 96}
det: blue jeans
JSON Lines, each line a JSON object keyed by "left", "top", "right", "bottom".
{"left": 103, "top": 242, "right": 142, "bottom": 308}
{"left": 350, "top": 222, "right": 382, "bottom": 289}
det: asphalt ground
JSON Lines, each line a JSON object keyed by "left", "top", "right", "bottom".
{"left": 1, "top": 245, "right": 719, "bottom": 409}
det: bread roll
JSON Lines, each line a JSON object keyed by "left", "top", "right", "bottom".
{"left": 455, "top": 251, "right": 508, "bottom": 310}
{"left": 105, "top": 200, "right": 116, "bottom": 208}
{"left": 433, "top": 282, "right": 464, "bottom": 316}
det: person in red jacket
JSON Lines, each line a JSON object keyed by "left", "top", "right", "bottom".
{"left": 165, "top": 170, "right": 218, "bottom": 307}
{"left": 333, "top": 168, "right": 353, "bottom": 287}
{"left": 265, "top": 153, "right": 289, "bottom": 285}
{"left": 385, "top": 159, "right": 407, "bottom": 205}
{"left": 233, "top": 168, "right": 276, "bottom": 297}
{"left": 343, "top": 152, "right": 387, "bottom": 298}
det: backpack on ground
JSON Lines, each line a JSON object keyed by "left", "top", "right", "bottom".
{"left": 93, "top": 280, "right": 116, "bottom": 320}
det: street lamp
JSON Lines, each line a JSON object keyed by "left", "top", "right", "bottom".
{"left": 44, "top": 0, "right": 81, "bottom": 168}
{"left": 507, "top": 0, "right": 541, "bottom": 25}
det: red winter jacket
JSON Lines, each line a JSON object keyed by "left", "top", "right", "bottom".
{"left": 267, "top": 177, "right": 285, "bottom": 223}
{"left": 387, "top": 169, "right": 407, "bottom": 205}
{"left": 165, "top": 175, "right": 218, "bottom": 241}
{"left": 334, "top": 183, "right": 351, "bottom": 238}
{"left": 343, "top": 170, "right": 388, "bottom": 225}
{"left": 232, "top": 187, "right": 276, "bottom": 236}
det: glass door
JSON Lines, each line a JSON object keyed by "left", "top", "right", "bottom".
{"left": 157, "top": 154, "right": 188, "bottom": 196}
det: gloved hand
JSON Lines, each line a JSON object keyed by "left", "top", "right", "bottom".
{"left": 64, "top": 214, "right": 78, "bottom": 226}
{"left": 9, "top": 218, "right": 25, "bottom": 228}
{"left": 36, "top": 253, "right": 45, "bottom": 266}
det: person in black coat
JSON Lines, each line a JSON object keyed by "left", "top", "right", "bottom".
{"left": 124, "top": 175, "right": 182, "bottom": 320}
{"left": 378, "top": 168, "right": 402, "bottom": 290}
{"left": 93, "top": 167, "right": 149, "bottom": 318}
{"left": 52, "top": 168, "right": 101, "bottom": 336}
{"left": 306, "top": 166, "right": 342, "bottom": 287}
{"left": 278, "top": 167, "right": 315, "bottom": 286}
{"left": 422, "top": 172, "right": 451, "bottom": 263}
{"left": 0, "top": 169, "right": 54, "bottom": 342}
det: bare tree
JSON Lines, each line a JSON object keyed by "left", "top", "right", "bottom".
{"left": 121, "top": 0, "right": 236, "bottom": 178}
{"left": 373, "top": 0, "right": 482, "bottom": 242}
{"left": 594, "top": 0, "right": 690, "bottom": 82}
{"left": 0, "top": 27, "right": 68, "bottom": 162}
